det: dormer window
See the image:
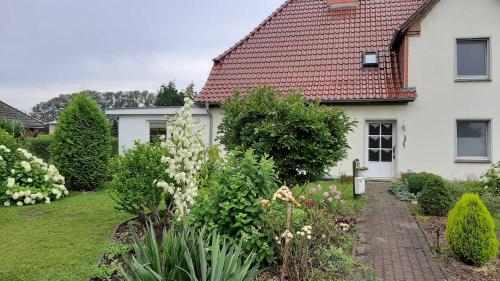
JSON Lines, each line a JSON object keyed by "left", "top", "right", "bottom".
{"left": 363, "top": 52, "right": 379, "bottom": 67}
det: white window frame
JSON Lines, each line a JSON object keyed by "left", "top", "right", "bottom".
{"left": 148, "top": 120, "right": 167, "bottom": 142}
{"left": 362, "top": 52, "right": 379, "bottom": 67}
{"left": 455, "top": 37, "right": 491, "bottom": 81}
{"left": 454, "top": 119, "right": 492, "bottom": 163}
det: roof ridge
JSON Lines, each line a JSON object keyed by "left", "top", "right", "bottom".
{"left": 0, "top": 100, "right": 45, "bottom": 126}
{"left": 213, "top": 0, "right": 295, "bottom": 62}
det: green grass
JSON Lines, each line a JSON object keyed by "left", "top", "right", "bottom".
{"left": 302, "top": 180, "right": 365, "bottom": 212}
{"left": 0, "top": 186, "right": 132, "bottom": 281}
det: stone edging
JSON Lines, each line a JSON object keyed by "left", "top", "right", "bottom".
{"left": 411, "top": 203, "right": 451, "bottom": 281}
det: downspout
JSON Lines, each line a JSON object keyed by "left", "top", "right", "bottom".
{"left": 205, "top": 102, "right": 213, "bottom": 146}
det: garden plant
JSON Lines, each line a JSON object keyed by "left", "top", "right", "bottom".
{"left": 52, "top": 94, "right": 111, "bottom": 190}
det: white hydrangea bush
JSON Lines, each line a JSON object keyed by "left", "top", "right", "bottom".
{"left": 0, "top": 146, "right": 68, "bottom": 207}
{"left": 156, "top": 97, "right": 205, "bottom": 219}
{"left": 480, "top": 162, "right": 500, "bottom": 195}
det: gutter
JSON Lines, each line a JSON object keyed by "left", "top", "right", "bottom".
{"left": 205, "top": 102, "right": 213, "bottom": 146}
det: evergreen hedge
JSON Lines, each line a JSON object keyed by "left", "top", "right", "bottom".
{"left": 52, "top": 94, "right": 111, "bottom": 190}
{"left": 27, "top": 134, "right": 53, "bottom": 162}
{"left": 446, "top": 193, "right": 498, "bottom": 266}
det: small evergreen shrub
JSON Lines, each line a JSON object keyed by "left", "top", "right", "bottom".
{"left": 27, "top": 134, "right": 53, "bottom": 162}
{"left": 446, "top": 193, "right": 498, "bottom": 266}
{"left": 52, "top": 94, "right": 111, "bottom": 190}
{"left": 406, "top": 172, "right": 443, "bottom": 194}
{"left": 109, "top": 141, "right": 170, "bottom": 217}
{"left": 190, "top": 149, "right": 278, "bottom": 264}
{"left": 0, "top": 128, "right": 19, "bottom": 150}
{"left": 418, "top": 176, "right": 452, "bottom": 216}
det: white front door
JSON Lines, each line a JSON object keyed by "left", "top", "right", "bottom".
{"left": 366, "top": 122, "right": 395, "bottom": 178}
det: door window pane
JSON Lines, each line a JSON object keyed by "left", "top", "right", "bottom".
{"left": 381, "top": 136, "right": 392, "bottom": 149}
{"left": 457, "top": 39, "right": 489, "bottom": 77}
{"left": 369, "top": 123, "right": 380, "bottom": 135}
{"left": 457, "top": 121, "right": 489, "bottom": 158}
{"left": 381, "top": 123, "right": 392, "bottom": 135}
{"left": 369, "top": 136, "right": 380, "bottom": 148}
{"left": 381, "top": 149, "right": 392, "bottom": 162}
{"left": 369, "top": 149, "right": 380, "bottom": 161}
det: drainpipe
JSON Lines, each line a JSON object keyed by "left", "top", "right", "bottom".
{"left": 205, "top": 102, "right": 213, "bottom": 146}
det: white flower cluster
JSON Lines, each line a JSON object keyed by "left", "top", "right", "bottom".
{"left": 156, "top": 97, "right": 205, "bottom": 219}
{"left": 1, "top": 147, "right": 68, "bottom": 207}
{"left": 480, "top": 162, "right": 500, "bottom": 192}
{"left": 296, "top": 225, "right": 312, "bottom": 240}
{"left": 339, "top": 222, "right": 350, "bottom": 231}
{"left": 272, "top": 186, "right": 301, "bottom": 207}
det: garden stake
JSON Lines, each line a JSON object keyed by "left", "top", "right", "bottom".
{"left": 281, "top": 202, "right": 293, "bottom": 281}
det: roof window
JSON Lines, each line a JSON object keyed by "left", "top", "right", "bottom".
{"left": 363, "top": 52, "right": 379, "bottom": 67}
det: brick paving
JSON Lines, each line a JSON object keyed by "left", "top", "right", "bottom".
{"left": 355, "top": 181, "right": 447, "bottom": 281}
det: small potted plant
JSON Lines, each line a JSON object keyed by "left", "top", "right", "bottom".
{"left": 356, "top": 166, "right": 369, "bottom": 177}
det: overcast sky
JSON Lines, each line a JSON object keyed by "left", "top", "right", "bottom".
{"left": 0, "top": 0, "right": 283, "bottom": 112}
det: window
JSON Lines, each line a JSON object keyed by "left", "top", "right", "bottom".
{"left": 363, "top": 52, "right": 378, "bottom": 67}
{"left": 456, "top": 120, "right": 490, "bottom": 161}
{"left": 149, "top": 121, "right": 166, "bottom": 142}
{"left": 456, "top": 38, "right": 490, "bottom": 80}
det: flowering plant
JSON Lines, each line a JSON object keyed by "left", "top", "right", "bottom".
{"left": 480, "top": 162, "right": 500, "bottom": 195}
{"left": 0, "top": 146, "right": 67, "bottom": 207}
{"left": 156, "top": 97, "right": 205, "bottom": 219}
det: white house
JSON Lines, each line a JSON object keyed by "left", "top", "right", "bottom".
{"left": 112, "top": 0, "right": 500, "bottom": 180}
{"left": 105, "top": 106, "right": 212, "bottom": 153}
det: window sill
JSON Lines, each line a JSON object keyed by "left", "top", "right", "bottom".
{"left": 455, "top": 158, "right": 491, "bottom": 164}
{"left": 455, "top": 77, "right": 491, "bottom": 82}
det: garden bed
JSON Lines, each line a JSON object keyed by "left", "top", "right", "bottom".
{"left": 416, "top": 214, "right": 500, "bottom": 281}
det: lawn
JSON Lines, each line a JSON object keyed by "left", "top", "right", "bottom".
{"left": 0, "top": 185, "right": 132, "bottom": 281}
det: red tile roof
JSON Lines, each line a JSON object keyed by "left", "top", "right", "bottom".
{"left": 197, "top": 0, "right": 426, "bottom": 104}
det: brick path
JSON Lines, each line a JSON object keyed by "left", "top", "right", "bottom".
{"left": 355, "top": 181, "right": 447, "bottom": 281}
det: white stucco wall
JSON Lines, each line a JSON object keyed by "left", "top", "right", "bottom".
{"left": 107, "top": 107, "right": 211, "bottom": 153}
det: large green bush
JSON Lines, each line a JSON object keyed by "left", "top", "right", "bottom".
{"left": 27, "top": 134, "right": 53, "bottom": 162}
{"left": 109, "top": 141, "right": 170, "bottom": 217}
{"left": 418, "top": 176, "right": 452, "bottom": 216}
{"left": 0, "top": 128, "right": 19, "bottom": 150}
{"left": 218, "top": 86, "right": 355, "bottom": 186}
{"left": 446, "top": 193, "right": 498, "bottom": 266}
{"left": 52, "top": 94, "right": 111, "bottom": 190}
{"left": 190, "top": 149, "right": 278, "bottom": 264}
{"left": 405, "top": 172, "right": 443, "bottom": 194}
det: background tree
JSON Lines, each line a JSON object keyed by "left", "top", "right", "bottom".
{"left": 52, "top": 94, "right": 111, "bottom": 190}
{"left": 154, "top": 81, "right": 184, "bottom": 106}
{"left": 30, "top": 90, "right": 156, "bottom": 123}
{"left": 218, "top": 86, "right": 356, "bottom": 186}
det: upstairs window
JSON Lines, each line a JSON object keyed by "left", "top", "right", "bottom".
{"left": 149, "top": 121, "right": 166, "bottom": 143}
{"left": 456, "top": 38, "right": 490, "bottom": 80}
{"left": 363, "top": 52, "right": 378, "bottom": 67}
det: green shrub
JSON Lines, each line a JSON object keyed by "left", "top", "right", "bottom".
{"left": 26, "top": 134, "right": 53, "bottom": 162}
{"left": 120, "top": 224, "right": 258, "bottom": 281}
{"left": 418, "top": 176, "right": 452, "bottom": 216}
{"left": 109, "top": 141, "right": 170, "bottom": 217}
{"left": 0, "top": 146, "right": 68, "bottom": 207}
{"left": 0, "top": 119, "right": 26, "bottom": 141}
{"left": 190, "top": 149, "right": 278, "bottom": 264}
{"left": 388, "top": 182, "right": 418, "bottom": 201}
{"left": 218, "top": 86, "right": 355, "bottom": 186}
{"left": 197, "top": 145, "right": 223, "bottom": 189}
{"left": 52, "top": 94, "right": 111, "bottom": 190}
{"left": 405, "top": 172, "right": 443, "bottom": 194}
{"left": 446, "top": 193, "right": 498, "bottom": 266}
{"left": 480, "top": 162, "right": 500, "bottom": 195}
{"left": 110, "top": 137, "right": 118, "bottom": 156}
{"left": 0, "top": 128, "right": 19, "bottom": 150}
